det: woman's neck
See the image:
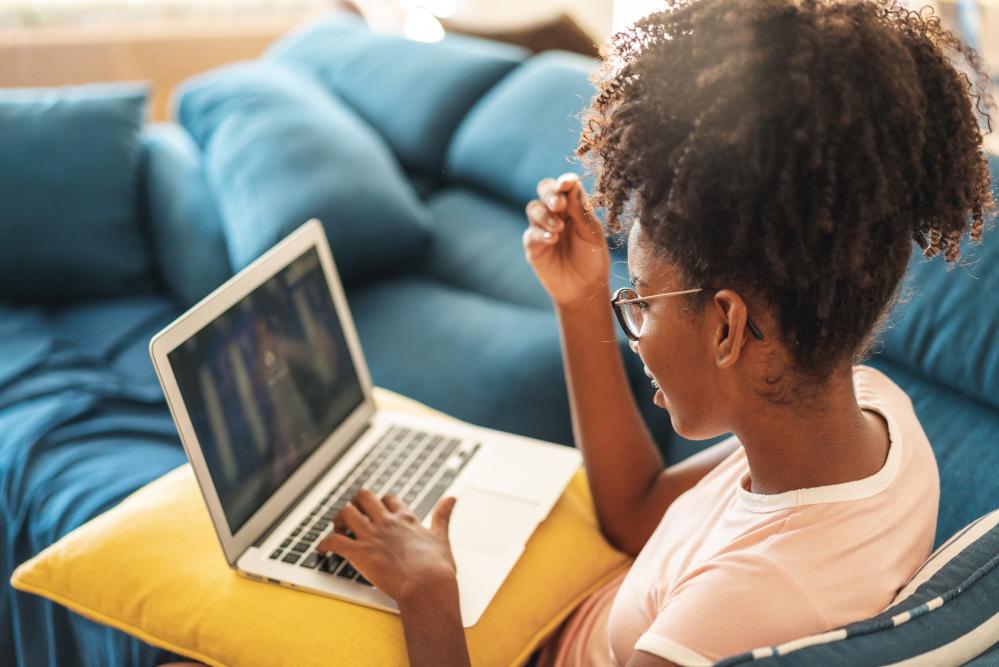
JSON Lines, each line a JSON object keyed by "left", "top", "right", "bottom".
{"left": 733, "top": 373, "right": 891, "bottom": 496}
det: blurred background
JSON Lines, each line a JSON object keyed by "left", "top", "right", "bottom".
{"left": 1, "top": 0, "right": 996, "bottom": 138}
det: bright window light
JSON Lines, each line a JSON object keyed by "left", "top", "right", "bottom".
{"left": 403, "top": 6, "right": 444, "bottom": 42}
{"left": 611, "top": 0, "right": 662, "bottom": 32}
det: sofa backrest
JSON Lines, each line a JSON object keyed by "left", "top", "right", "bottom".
{"left": 0, "top": 82, "right": 155, "bottom": 304}
{"left": 444, "top": 50, "right": 599, "bottom": 206}
{"left": 267, "top": 14, "right": 529, "bottom": 182}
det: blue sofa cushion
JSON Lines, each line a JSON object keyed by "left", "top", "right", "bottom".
{"left": 267, "top": 13, "right": 527, "bottom": 177}
{"left": 425, "top": 187, "right": 553, "bottom": 310}
{"left": 0, "top": 83, "right": 153, "bottom": 303}
{"left": 142, "top": 124, "right": 231, "bottom": 307}
{"left": 446, "top": 51, "right": 598, "bottom": 207}
{"left": 175, "top": 61, "right": 432, "bottom": 285}
{"left": 716, "top": 509, "right": 999, "bottom": 666}
{"left": 347, "top": 277, "right": 572, "bottom": 444}
{"left": 875, "top": 153, "right": 999, "bottom": 411}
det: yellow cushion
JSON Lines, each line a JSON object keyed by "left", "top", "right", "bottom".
{"left": 11, "top": 388, "right": 631, "bottom": 667}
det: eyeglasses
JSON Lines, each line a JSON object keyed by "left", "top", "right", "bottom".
{"left": 611, "top": 286, "right": 765, "bottom": 342}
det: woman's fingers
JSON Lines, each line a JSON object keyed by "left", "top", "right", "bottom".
{"left": 523, "top": 200, "right": 564, "bottom": 258}
{"left": 317, "top": 531, "right": 357, "bottom": 557}
{"left": 553, "top": 173, "right": 604, "bottom": 240}
{"left": 525, "top": 200, "right": 564, "bottom": 233}
{"left": 352, "top": 488, "right": 387, "bottom": 524}
{"left": 382, "top": 493, "right": 405, "bottom": 513}
{"left": 336, "top": 502, "right": 374, "bottom": 538}
{"left": 537, "top": 173, "right": 573, "bottom": 213}
{"left": 536, "top": 177, "right": 556, "bottom": 204}
{"left": 523, "top": 226, "right": 558, "bottom": 260}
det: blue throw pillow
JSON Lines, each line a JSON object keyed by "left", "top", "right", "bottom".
{"left": 175, "top": 61, "right": 432, "bottom": 285}
{"left": 716, "top": 509, "right": 999, "bottom": 666}
{"left": 267, "top": 13, "right": 526, "bottom": 177}
{"left": 446, "top": 51, "right": 599, "bottom": 207}
{"left": 142, "top": 123, "right": 232, "bottom": 307}
{"left": 0, "top": 83, "right": 153, "bottom": 302}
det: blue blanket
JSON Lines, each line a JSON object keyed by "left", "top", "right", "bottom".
{"left": 0, "top": 296, "right": 191, "bottom": 667}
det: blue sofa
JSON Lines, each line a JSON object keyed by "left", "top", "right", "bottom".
{"left": 2, "top": 13, "right": 997, "bottom": 666}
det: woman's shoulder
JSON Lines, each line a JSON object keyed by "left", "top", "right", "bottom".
{"left": 852, "top": 364, "right": 913, "bottom": 408}
{"left": 852, "top": 364, "right": 936, "bottom": 472}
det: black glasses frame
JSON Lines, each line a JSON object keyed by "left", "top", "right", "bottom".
{"left": 611, "top": 286, "right": 765, "bottom": 342}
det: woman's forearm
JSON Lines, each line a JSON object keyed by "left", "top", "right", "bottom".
{"left": 397, "top": 578, "right": 471, "bottom": 667}
{"left": 555, "top": 291, "right": 667, "bottom": 556}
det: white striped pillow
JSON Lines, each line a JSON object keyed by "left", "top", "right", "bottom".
{"left": 715, "top": 509, "right": 999, "bottom": 666}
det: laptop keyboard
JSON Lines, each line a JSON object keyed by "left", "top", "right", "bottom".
{"left": 267, "top": 425, "right": 481, "bottom": 587}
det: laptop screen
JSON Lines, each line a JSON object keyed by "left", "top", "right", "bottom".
{"left": 167, "top": 246, "right": 365, "bottom": 534}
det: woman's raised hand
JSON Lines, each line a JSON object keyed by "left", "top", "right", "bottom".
{"left": 523, "top": 173, "right": 610, "bottom": 308}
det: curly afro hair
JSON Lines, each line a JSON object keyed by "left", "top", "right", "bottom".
{"left": 578, "top": 0, "right": 996, "bottom": 383}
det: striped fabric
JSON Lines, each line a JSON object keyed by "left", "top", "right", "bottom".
{"left": 716, "top": 509, "right": 999, "bottom": 666}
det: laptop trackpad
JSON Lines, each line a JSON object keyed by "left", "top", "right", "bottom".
{"left": 449, "top": 486, "right": 541, "bottom": 555}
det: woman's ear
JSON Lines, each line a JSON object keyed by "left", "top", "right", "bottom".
{"left": 711, "top": 290, "right": 750, "bottom": 369}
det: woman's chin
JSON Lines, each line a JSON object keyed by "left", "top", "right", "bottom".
{"left": 655, "top": 390, "right": 699, "bottom": 440}
{"left": 653, "top": 388, "right": 666, "bottom": 409}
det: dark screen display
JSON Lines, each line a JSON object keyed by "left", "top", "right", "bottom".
{"left": 168, "top": 247, "right": 364, "bottom": 534}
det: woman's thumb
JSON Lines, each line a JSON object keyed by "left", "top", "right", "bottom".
{"left": 431, "top": 496, "right": 457, "bottom": 537}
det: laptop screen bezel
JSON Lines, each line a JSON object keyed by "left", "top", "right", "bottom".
{"left": 149, "top": 219, "right": 376, "bottom": 566}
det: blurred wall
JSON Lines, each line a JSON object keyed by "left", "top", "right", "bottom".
{"left": 450, "top": 0, "right": 613, "bottom": 44}
{"left": 0, "top": 16, "right": 305, "bottom": 121}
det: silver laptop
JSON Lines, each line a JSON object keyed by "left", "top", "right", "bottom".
{"left": 149, "top": 219, "right": 581, "bottom": 627}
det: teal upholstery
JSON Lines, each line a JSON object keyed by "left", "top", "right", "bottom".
{"left": 268, "top": 14, "right": 528, "bottom": 178}
{"left": 142, "top": 123, "right": 231, "bottom": 307}
{"left": 424, "top": 187, "right": 553, "bottom": 310}
{"left": 2, "top": 12, "right": 998, "bottom": 667}
{"left": 349, "top": 278, "right": 571, "bottom": 443}
{"left": 0, "top": 83, "right": 153, "bottom": 303}
{"left": 1, "top": 297, "right": 189, "bottom": 667}
{"left": 176, "top": 60, "right": 433, "bottom": 284}
{"left": 446, "top": 51, "right": 599, "bottom": 206}
{"left": 875, "top": 155, "right": 999, "bottom": 411}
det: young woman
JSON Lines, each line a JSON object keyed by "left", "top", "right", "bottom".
{"left": 165, "top": 0, "right": 994, "bottom": 665}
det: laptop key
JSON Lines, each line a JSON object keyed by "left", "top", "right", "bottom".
{"left": 270, "top": 549, "right": 283, "bottom": 559}
{"left": 282, "top": 552, "right": 301, "bottom": 564}
{"left": 321, "top": 553, "right": 345, "bottom": 573}
{"left": 356, "top": 574, "right": 374, "bottom": 587}
{"left": 291, "top": 541, "right": 310, "bottom": 553}
{"left": 280, "top": 538, "right": 292, "bottom": 548}
{"left": 412, "top": 482, "right": 450, "bottom": 519}
{"left": 301, "top": 553, "right": 320, "bottom": 569}
{"left": 304, "top": 531, "right": 320, "bottom": 542}
{"left": 337, "top": 562, "right": 359, "bottom": 580}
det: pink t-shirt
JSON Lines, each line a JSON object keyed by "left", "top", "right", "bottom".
{"left": 536, "top": 365, "right": 939, "bottom": 666}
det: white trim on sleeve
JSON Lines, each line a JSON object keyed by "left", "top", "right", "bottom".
{"left": 634, "top": 633, "right": 713, "bottom": 666}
